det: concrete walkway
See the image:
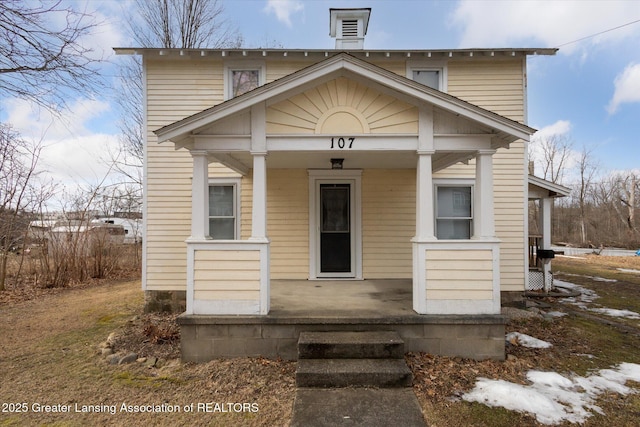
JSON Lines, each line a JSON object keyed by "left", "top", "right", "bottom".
{"left": 290, "top": 388, "right": 427, "bottom": 427}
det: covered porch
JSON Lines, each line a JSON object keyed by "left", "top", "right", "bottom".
{"left": 527, "top": 175, "right": 571, "bottom": 292}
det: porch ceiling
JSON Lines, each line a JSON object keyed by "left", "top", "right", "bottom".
{"left": 210, "top": 149, "right": 473, "bottom": 171}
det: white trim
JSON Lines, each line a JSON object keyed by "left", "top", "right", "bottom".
{"left": 208, "top": 177, "right": 242, "bottom": 240}
{"left": 224, "top": 60, "right": 266, "bottom": 100}
{"left": 406, "top": 60, "right": 448, "bottom": 92}
{"left": 308, "top": 170, "right": 362, "bottom": 280}
{"left": 141, "top": 56, "right": 148, "bottom": 291}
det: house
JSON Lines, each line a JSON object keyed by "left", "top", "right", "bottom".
{"left": 116, "top": 8, "right": 559, "bottom": 361}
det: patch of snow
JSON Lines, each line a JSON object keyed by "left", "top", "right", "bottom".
{"left": 589, "top": 308, "right": 640, "bottom": 319}
{"left": 617, "top": 268, "right": 640, "bottom": 274}
{"left": 554, "top": 279, "right": 600, "bottom": 308}
{"left": 506, "top": 332, "right": 552, "bottom": 349}
{"left": 546, "top": 311, "right": 568, "bottom": 318}
{"left": 462, "top": 363, "right": 640, "bottom": 425}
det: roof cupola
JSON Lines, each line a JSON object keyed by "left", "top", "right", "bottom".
{"left": 329, "top": 8, "right": 371, "bottom": 49}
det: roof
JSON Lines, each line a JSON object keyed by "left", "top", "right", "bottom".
{"left": 114, "top": 47, "right": 557, "bottom": 59}
{"left": 154, "top": 52, "right": 536, "bottom": 147}
{"left": 528, "top": 175, "right": 571, "bottom": 198}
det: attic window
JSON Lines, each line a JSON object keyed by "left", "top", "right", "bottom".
{"left": 341, "top": 20, "right": 358, "bottom": 37}
{"left": 224, "top": 61, "right": 265, "bottom": 100}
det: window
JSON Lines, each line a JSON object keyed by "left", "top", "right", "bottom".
{"left": 412, "top": 70, "right": 440, "bottom": 90}
{"left": 436, "top": 185, "right": 473, "bottom": 239}
{"left": 225, "top": 62, "right": 265, "bottom": 100}
{"left": 407, "top": 61, "right": 447, "bottom": 91}
{"left": 208, "top": 180, "right": 240, "bottom": 239}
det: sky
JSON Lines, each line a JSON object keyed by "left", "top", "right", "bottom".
{"left": 1, "top": 0, "right": 640, "bottom": 195}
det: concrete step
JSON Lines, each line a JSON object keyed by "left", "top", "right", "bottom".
{"left": 296, "top": 358, "right": 413, "bottom": 388}
{"left": 298, "top": 331, "right": 404, "bottom": 359}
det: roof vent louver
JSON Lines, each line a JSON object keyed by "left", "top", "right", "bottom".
{"left": 342, "top": 20, "right": 358, "bottom": 38}
{"left": 329, "top": 8, "right": 371, "bottom": 50}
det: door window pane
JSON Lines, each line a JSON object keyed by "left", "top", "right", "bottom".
{"left": 321, "top": 186, "right": 350, "bottom": 232}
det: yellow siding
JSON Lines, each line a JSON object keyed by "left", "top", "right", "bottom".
{"left": 267, "top": 169, "right": 309, "bottom": 279}
{"left": 447, "top": 58, "right": 526, "bottom": 292}
{"left": 362, "top": 170, "right": 415, "bottom": 278}
{"left": 426, "top": 249, "right": 493, "bottom": 300}
{"left": 145, "top": 58, "right": 238, "bottom": 292}
{"left": 146, "top": 55, "right": 527, "bottom": 292}
{"left": 193, "top": 249, "right": 260, "bottom": 300}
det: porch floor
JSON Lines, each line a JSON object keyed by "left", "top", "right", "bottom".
{"left": 270, "top": 279, "right": 415, "bottom": 317}
{"left": 179, "top": 278, "right": 506, "bottom": 361}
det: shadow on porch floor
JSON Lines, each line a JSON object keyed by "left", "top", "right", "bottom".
{"left": 270, "top": 279, "right": 415, "bottom": 317}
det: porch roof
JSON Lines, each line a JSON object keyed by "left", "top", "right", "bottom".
{"left": 528, "top": 175, "right": 571, "bottom": 199}
{"left": 154, "top": 52, "right": 536, "bottom": 149}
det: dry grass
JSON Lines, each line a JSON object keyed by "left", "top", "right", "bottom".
{"left": 2, "top": 255, "right": 640, "bottom": 426}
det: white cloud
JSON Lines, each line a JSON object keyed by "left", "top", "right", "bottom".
{"left": 2, "top": 97, "right": 123, "bottom": 199}
{"left": 263, "top": 0, "right": 304, "bottom": 28}
{"left": 4, "top": 97, "right": 111, "bottom": 141}
{"left": 607, "top": 62, "right": 640, "bottom": 114}
{"left": 532, "top": 120, "right": 571, "bottom": 142}
{"left": 451, "top": 1, "right": 640, "bottom": 54}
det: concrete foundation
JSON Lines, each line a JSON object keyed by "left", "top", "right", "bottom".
{"left": 144, "top": 290, "right": 186, "bottom": 313}
{"left": 178, "top": 314, "right": 505, "bottom": 362}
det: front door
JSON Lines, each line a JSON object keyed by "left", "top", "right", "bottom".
{"left": 320, "top": 183, "right": 352, "bottom": 274}
{"left": 309, "top": 171, "right": 361, "bottom": 279}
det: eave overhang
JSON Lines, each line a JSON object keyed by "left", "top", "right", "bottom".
{"left": 528, "top": 175, "right": 571, "bottom": 199}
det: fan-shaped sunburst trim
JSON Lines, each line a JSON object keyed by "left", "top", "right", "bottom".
{"left": 266, "top": 77, "right": 418, "bottom": 134}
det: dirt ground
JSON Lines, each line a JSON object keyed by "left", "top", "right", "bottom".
{"left": 1, "top": 255, "right": 640, "bottom": 426}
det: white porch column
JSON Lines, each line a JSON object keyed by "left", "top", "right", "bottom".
{"left": 250, "top": 153, "right": 268, "bottom": 241}
{"left": 190, "top": 150, "right": 210, "bottom": 240}
{"left": 473, "top": 149, "right": 496, "bottom": 240}
{"left": 540, "top": 197, "right": 553, "bottom": 291}
{"left": 415, "top": 151, "right": 436, "bottom": 241}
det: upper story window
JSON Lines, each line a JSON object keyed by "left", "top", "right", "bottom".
{"left": 412, "top": 70, "right": 440, "bottom": 90}
{"left": 225, "top": 61, "right": 265, "bottom": 100}
{"left": 407, "top": 61, "right": 447, "bottom": 91}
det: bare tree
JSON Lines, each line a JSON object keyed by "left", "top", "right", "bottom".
{"left": 0, "top": 0, "right": 103, "bottom": 112}
{"left": 530, "top": 134, "right": 573, "bottom": 184}
{"left": 131, "top": 0, "right": 242, "bottom": 49}
{"left": 575, "top": 147, "right": 598, "bottom": 246}
{"left": 116, "top": 0, "right": 242, "bottom": 172}
{"left": 0, "top": 124, "right": 53, "bottom": 291}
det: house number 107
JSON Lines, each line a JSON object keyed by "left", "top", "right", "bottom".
{"left": 330, "top": 137, "right": 355, "bottom": 149}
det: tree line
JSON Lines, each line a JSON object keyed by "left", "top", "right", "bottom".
{"left": 530, "top": 134, "right": 639, "bottom": 249}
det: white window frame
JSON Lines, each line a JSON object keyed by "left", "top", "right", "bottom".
{"left": 407, "top": 60, "right": 448, "bottom": 92}
{"left": 434, "top": 179, "right": 473, "bottom": 240}
{"left": 224, "top": 61, "right": 266, "bottom": 100}
{"left": 208, "top": 177, "right": 241, "bottom": 240}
